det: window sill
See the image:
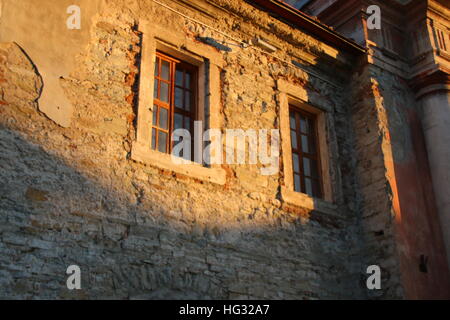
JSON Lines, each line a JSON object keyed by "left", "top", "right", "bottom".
{"left": 280, "top": 187, "right": 337, "bottom": 216}
{"left": 131, "top": 143, "right": 226, "bottom": 185}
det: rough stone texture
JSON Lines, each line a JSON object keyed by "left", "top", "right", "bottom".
{"left": 304, "top": 0, "right": 450, "bottom": 299}
{"left": 0, "top": 0, "right": 448, "bottom": 300}
{"left": 0, "top": 0, "right": 106, "bottom": 127}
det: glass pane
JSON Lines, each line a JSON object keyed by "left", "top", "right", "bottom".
{"left": 305, "top": 177, "right": 313, "bottom": 197}
{"left": 185, "top": 117, "right": 191, "bottom": 132}
{"left": 153, "top": 81, "right": 158, "bottom": 99}
{"left": 290, "top": 112, "right": 296, "bottom": 129}
{"left": 175, "top": 69, "right": 183, "bottom": 87}
{"left": 152, "top": 106, "right": 157, "bottom": 126}
{"left": 308, "top": 118, "right": 314, "bottom": 132}
{"left": 311, "top": 160, "right": 319, "bottom": 179}
{"left": 290, "top": 131, "right": 297, "bottom": 149}
{"left": 159, "top": 107, "right": 168, "bottom": 130}
{"left": 309, "top": 136, "right": 317, "bottom": 154}
{"left": 154, "top": 57, "right": 159, "bottom": 76}
{"left": 300, "top": 117, "right": 308, "bottom": 134}
{"left": 185, "top": 91, "right": 191, "bottom": 111}
{"left": 294, "top": 174, "right": 301, "bottom": 193}
{"left": 160, "top": 82, "right": 169, "bottom": 103}
{"left": 175, "top": 87, "right": 183, "bottom": 108}
{"left": 292, "top": 154, "right": 300, "bottom": 173}
{"left": 185, "top": 72, "right": 191, "bottom": 88}
{"left": 161, "top": 60, "right": 170, "bottom": 80}
{"left": 174, "top": 113, "right": 183, "bottom": 130}
{"left": 158, "top": 131, "right": 167, "bottom": 153}
{"left": 301, "top": 135, "right": 309, "bottom": 153}
{"left": 312, "top": 179, "right": 321, "bottom": 198}
{"left": 303, "top": 158, "right": 311, "bottom": 176}
{"left": 152, "top": 128, "right": 156, "bottom": 150}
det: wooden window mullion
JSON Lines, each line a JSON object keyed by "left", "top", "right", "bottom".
{"left": 169, "top": 61, "right": 175, "bottom": 153}
{"left": 295, "top": 112, "right": 305, "bottom": 193}
{"left": 312, "top": 115, "right": 324, "bottom": 197}
{"left": 191, "top": 67, "right": 197, "bottom": 160}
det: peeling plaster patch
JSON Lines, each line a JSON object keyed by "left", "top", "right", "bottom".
{"left": 0, "top": 0, "right": 106, "bottom": 127}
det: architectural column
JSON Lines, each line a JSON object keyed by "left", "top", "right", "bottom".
{"left": 419, "top": 84, "right": 450, "bottom": 268}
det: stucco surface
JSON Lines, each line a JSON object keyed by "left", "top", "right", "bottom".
{"left": 0, "top": 0, "right": 105, "bottom": 127}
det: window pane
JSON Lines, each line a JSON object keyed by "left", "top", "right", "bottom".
{"left": 185, "top": 72, "right": 191, "bottom": 88}
{"left": 290, "top": 113, "right": 296, "bottom": 129}
{"left": 312, "top": 179, "right": 321, "bottom": 198}
{"left": 305, "top": 177, "right": 313, "bottom": 197}
{"left": 160, "top": 82, "right": 169, "bottom": 103}
{"left": 159, "top": 107, "right": 168, "bottom": 130}
{"left": 154, "top": 57, "right": 159, "bottom": 77}
{"left": 301, "top": 135, "right": 309, "bottom": 153}
{"left": 309, "top": 135, "right": 317, "bottom": 154}
{"left": 300, "top": 117, "right": 308, "bottom": 134}
{"left": 294, "top": 174, "right": 301, "bottom": 192}
{"left": 158, "top": 131, "right": 167, "bottom": 153}
{"left": 175, "top": 87, "right": 183, "bottom": 108}
{"left": 174, "top": 113, "right": 183, "bottom": 130}
{"left": 185, "top": 117, "right": 191, "bottom": 132}
{"left": 185, "top": 91, "right": 191, "bottom": 111}
{"left": 152, "top": 106, "right": 158, "bottom": 126}
{"left": 308, "top": 118, "right": 314, "bottom": 132}
{"left": 153, "top": 81, "right": 158, "bottom": 99}
{"left": 161, "top": 60, "right": 170, "bottom": 80}
{"left": 290, "top": 131, "right": 297, "bottom": 149}
{"left": 292, "top": 153, "right": 300, "bottom": 173}
{"left": 311, "top": 160, "right": 319, "bottom": 179}
{"left": 303, "top": 158, "right": 311, "bottom": 176}
{"left": 175, "top": 69, "right": 183, "bottom": 87}
{"left": 152, "top": 128, "right": 156, "bottom": 150}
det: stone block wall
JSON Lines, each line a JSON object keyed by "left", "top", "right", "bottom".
{"left": 2, "top": 0, "right": 446, "bottom": 299}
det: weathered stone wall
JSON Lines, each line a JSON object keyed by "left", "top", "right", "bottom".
{"left": 302, "top": 0, "right": 450, "bottom": 299}
{"left": 349, "top": 63, "right": 450, "bottom": 299}
{"left": 0, "top": 0, "right": 371, "bottom": 299}
{"left": 3, "top": 0, "right": 445, "bottom": 300}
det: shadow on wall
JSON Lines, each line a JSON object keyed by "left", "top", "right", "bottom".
{"left": 374, "top": 22, "right": 450, "bottom": 299}
{"left": 0, "top": 125, "right": 357, "bottom": 299}
{"left": 0, "top": 17, "right": 364, "bottom": 299}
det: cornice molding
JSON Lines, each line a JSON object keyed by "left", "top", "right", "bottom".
{"left": 410, "top": 69, "right": 450, "bottom": 98}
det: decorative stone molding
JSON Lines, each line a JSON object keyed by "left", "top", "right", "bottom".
{"left": 277, "top": 79, "right": 335, "bottom": 209}
{"left": 131, "top": 19, "right": 226, "bottom": 185}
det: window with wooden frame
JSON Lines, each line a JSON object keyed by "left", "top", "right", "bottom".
{"left": 152, "top": 51, "right": 197, "bottom": 159}
{"left": 289, "top": 105, "right": 323, "bottom": 198}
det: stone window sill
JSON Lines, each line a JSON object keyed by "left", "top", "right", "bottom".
{"left": 280, "top": 187, "right": 338, "bottom": 216}
{"left": 131, "top": 144, "right": 226, "bottom": 185}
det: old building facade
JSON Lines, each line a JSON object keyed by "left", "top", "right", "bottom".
{"left": 0, "top": 0, "right": 449, "bottom": 299}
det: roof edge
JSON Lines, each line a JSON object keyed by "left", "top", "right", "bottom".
{"left": 246, "top": 0, "right": 367, "bottom": 55}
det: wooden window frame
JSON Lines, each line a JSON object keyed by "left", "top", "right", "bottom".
{"left": 289, "top": 105, "right": 324, "bottom": 198}
{"left": 131, "top": 20, "right": 226, "bottom": 185}
{"left": 277, "top": 79, "right": 335, "bottom": 212}
{"left": 152, "top": 51, "right": 198, "bottom": 159}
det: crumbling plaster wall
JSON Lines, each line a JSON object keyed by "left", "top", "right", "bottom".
{"left": 0, "top": 0, "right": 105, "bottom": 127}
{"left": 0, "top": 0, "right": 387, "bottom": 299}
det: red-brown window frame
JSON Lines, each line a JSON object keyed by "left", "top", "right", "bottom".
{"left": 152, "top": 51, "right": 198, "bottom": 159}
{"left": 289, "top": 105, "right": 324, "bottom": 198}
